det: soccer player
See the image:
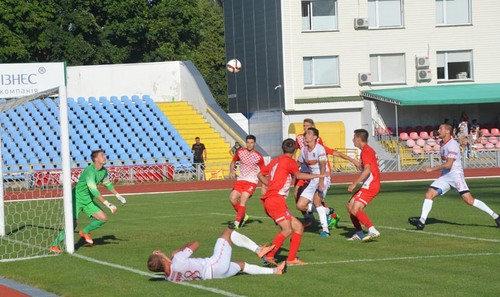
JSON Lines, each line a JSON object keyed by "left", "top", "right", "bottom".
{"left": 346, "top": 129, "right": 381, "bottom": 242}
{"left": 296, "top": 127, "right": 333, "bottom": 238}
{"left": 49, "top": 150, "right": 126, "bottom": 252}
{"left": 409, "top": 123, "right": 500, "bottom": 230}
{"left": 147, "top": 226, "right": 286, "bottom": 282}
{"left": 258, "top": 138, "right": 328, "bottom": 266}
{"left": 229, "top": 135, "right": 265, "bottom": 228}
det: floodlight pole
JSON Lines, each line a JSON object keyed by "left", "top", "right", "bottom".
{"left": 59, "top": 85, "right": 74, "bottom": 253}
{"left": 0, "top": 133, "right": 5, "bottom": 236}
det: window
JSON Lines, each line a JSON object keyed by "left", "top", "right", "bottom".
{"left": 436, "top": 0, "right": 471, "bottom": 25}
{"left": 302, "top": 0, "right": 338, "bottom": 31}
{"left": 370, "top": 54, "right": 406, "bottom": 84}
{"left": 368, "top": 0, "right": 404, "bottom": 28}
{"left": 303, "top": 56, "right": 339, "bottom": 86}
{"left": 437, "top": 50, "right": 473, "bottom": 81}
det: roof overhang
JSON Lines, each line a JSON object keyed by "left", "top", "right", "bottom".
{"left": 360, "top": 83, "right": 500, "bottom": 106}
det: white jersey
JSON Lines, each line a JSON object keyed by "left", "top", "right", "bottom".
{"left": 297, "top": 143, "right": 329, "bottom": 174}
{"left": 166, "top": 248, "right": 211, "bottom": 282}
{"left": 440, "top": 138, "right": 463, "bottom": 176}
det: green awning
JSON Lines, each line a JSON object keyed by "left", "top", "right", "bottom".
{"left": 360, "top": 83, "right": 500, "bottom": 106}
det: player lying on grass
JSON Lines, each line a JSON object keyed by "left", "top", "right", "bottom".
{"left": 50, "top": 149, "right": 126, "bottom": 253}
{"left": 147, "top": 226, "right": 286, "bottom": 282}
{"left": 409, "top": 123, "right": 500, "bottom": 230}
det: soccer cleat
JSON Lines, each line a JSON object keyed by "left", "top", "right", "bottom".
{"left": 262, "top": 256, "right": 278, "bottom": 267}
{"left": 329, "top": 215, "right": 341, "bottom": 229}
{"left": 275, "top": 261, "right": 287, "bottom": 275}
{"left": 287, "top": 258, "right": 308, "bottom": 266}
{"left": 240, "top": 214, "right": 250, "bottom": 227}
{"left": 495, "top": 216, "right": 500, "bottom": 228}
{"left": 347, "top": 234, "right": 363, "bottom": 241}
{"left": 362, "top": 231, "right": 381, "bottom": 242}
{"left": 49, "top": 245, "right": 61, "bottom": 253}
{"left": 79, "top": 230, "right": 94, "bottom": 245}
{"left": 257, "top": 244, "right": 275, "bottom": 258}
{"left": 320, "top": 231, "right": 330, "bottom": 238}
{"left": 408, "top": 217, "right": 425, "bottom": 230}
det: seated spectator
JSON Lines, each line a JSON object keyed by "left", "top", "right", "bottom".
{"left": 470, "top": 119, "right": 480, "bottom": 131}
{"left": 458, "top": 120, "right": 469, "bottom": 137}
{"left": 468, "top": 128, "right": 479, "bottom": 158}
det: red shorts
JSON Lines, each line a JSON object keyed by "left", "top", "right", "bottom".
{"left": 294, "top": 179, "right": 309, "bottom": 188}
{"left": 232, "top": 180, "right": 258, "bottom": 196}
{"left": 352, "top": 188, "right": 379, "bottom": 206}
{"left": 261, "top": 196, "right": 292, "bottom": 223}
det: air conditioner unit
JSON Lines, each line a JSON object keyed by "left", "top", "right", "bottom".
{"left": 415, "top": 56, "right": 430, "bottom": 69}
{"left": 354, "top": 18, "right": 369, "bottom": 29}
{"left": 417, "top": 69, "right": 432, "bottom": 82}
{"left": 358, "top": 72, "right": 372, "bottom": 85}
{"left": 456, "top": 72, "right": 468, "bottom": 79}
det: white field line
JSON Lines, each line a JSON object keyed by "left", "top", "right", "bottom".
{"left": 71, "top": 254, "right": 246, "bottom": 297}
{"left": 308, "top": 252, "right": 500, "bottom": 266}
{"left": 0, "top": 236, "right": 58, "bottom": 262}
{"left": 378, "top": 225, "right": 500, "bottom": 243}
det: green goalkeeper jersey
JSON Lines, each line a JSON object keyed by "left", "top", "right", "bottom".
{"left": 75, "top": 163, "right": 114, "bottom": 203}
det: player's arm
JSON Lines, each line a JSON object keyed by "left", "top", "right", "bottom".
{"left": 87, "top": 173, "right": 118, "bottom": 213}
{"left": 424, "top": 157, "right": 454, "bottom": 173}
{"left": 295, "top": 171, "right": 328, "bottom": 180}
{"left": 318, "top": 159, "right": 326, "bottom": 191}
{"left": 348, "top": 164, "right": 371, "bottom": 192}
{"left": 101, "top": 174, "right": 127, "bottom": 205}
{"left": 171, "top": 241, "right": 199, "bottom": 257}
{"left": 332, "top": 151, "right": 360, "bottom": 168}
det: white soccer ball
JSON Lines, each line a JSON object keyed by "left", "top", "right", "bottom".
{"left": 226, "top": 59, "right": 242, "bottom": 73}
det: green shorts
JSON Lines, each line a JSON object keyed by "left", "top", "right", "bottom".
{"left": 73, "top": 188, "right": 103, "bottom": 219}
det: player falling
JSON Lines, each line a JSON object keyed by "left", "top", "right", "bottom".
{"left": 50, "top": 150, "right": 126, "bottom": 252}
{"left": 346, "top": 129, "right": 381, "bottom": 242}
{"left": 228, "top": 135, "right": 265, "bottom": 228}
{"left": 409, "top": 123, "right": 500, "bottom": 230}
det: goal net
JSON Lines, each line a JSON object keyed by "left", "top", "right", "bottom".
{"left": 1, "top": 62, "right": 73, "bottom": 262}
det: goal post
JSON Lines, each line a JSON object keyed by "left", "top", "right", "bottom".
{"left": 0, "top": 62, "right": 74, "bottom": 260}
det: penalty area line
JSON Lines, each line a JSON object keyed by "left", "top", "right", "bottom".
{"left": 378, "top": 225, "right": 500, "bottom": 243}
{"left": 71, "top": 253, "right": 246, "bottom": 297}
{"left": 309, "top": 252, "right": 500, "bottom": 266}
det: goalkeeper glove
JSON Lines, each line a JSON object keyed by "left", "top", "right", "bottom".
{"left": 115, "top": 193, "right": 127, "bottom": 205}
{"left": 103, "top": 200, "right": 117, "bottom": 214}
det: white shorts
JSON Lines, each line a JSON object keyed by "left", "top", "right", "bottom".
{"left": 300, "top": 177, "right": 331, "bottom": 202}
{"left": 209, "top": 238, "right": 241, "bottom": 279}
{"left": 430, "top": 172, "right": 470, "bottom": 195}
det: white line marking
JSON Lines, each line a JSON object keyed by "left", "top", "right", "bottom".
{"left": 72, "top": 254, "right": 246, "bottom": 297}
{"left": 308, "top": 252, "right": 500, "bottom": 265}
{"left": 378, "top": 225, "right": 500, "bottom": 243}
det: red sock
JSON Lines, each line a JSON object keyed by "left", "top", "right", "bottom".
{"left": 267, "top": 233, "right": 286, "bottom": 258}
{"left": 350, "top": 214, "right": 362, "bottom": 231}
{"left": 236, "top": 204, "right": 246, "bottom": 222}
{"left": 287, "top": 232, "right": 302, "bottom": 261}
{"left": 231, "top": 202, "right": 239, "bottom": 213}
{"left": 355, "top": 210, "right": 373, "bottom": 229}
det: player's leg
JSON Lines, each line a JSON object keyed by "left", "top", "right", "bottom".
{"left": 287, "top": 216, "right": 306, "bottom": 265}
{"left": 461, "top": 192, "right": 500, "bottom": 226}
{"left": 409, "top": 178, "right": 449, "bottom": 230}
{"left": 79, "top": 203, "right": 108, "bottom": 244}
{"left": 224, "top": 227, "right": 274, "bottom": 258}
{"left": 239, "top": 261, "right": 287, "bottom": 275}
{"left": 346, "top": 198, "right": 364, "bottom": 240}
{"left": 295, "top": 180, "right": 314, "bottom": 226}
{"left": 262, "top": 198, "right": 293, "bottom": 266}
{"left": 313, "top": 191, "right": 329, "bottom": 237}
{"left": 348, "top": 190, "right": 380, "bottom": 242}
{"left": 51, "top": 192, "right": 79, "bottom": 252}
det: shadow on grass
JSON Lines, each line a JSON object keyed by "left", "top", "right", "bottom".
{"left": 75, "top": 234, "right": 125, "bottom": 250}
{"left": 413, "top": 217, "right": 494, "bottom": 228}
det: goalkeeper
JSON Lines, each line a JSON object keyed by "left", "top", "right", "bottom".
{"left": 50, "top": 149, "right": 126, "bottom": 253}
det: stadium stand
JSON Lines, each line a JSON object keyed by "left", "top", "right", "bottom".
{"left": 1, "top": 95, "right": 194, "bottom": 173}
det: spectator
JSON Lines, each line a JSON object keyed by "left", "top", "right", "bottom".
{"left": 470, "top": 119, "right": 480, "bottom": 131}
{"left": 229, "top": 141, "right": 242, "bottom": 157}
{"left": 192, "top": 137, "right": 207, "bottom": 180}
{"left": 468, "top": 128, "right": 479, "bottom": 159}
{"left": 452, "top": 120, "right": 458, "bottom": 138}
{"left": 460, "top": 111, "right": 469, "bottom": 123}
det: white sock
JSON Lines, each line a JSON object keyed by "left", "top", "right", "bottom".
{"left": 242, "top": 263, "right": 274, "bottom": 275}
{"left": 368, "top": 226, "right": 379, "bottom": 234}
{"left": 472, "top": 199, "right": 498, "bottom": 219}
{"left": 230, "top": 231, "right": 259, "bottom": 253}
{"left": 316, "top": 206, "right": 329, "bottom": 232}
{"left": 420, "top": 199, "right": 433, "bottom": 223}
{"left": 307, "top": 203, "right": 313, "bottom": 213}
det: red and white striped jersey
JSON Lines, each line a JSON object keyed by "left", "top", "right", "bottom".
{"left": 232, "top": 148, "right": 265, "bottom": 184}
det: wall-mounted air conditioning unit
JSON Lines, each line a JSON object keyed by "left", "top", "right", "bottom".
{"left": 354, "top": 18, "right": 369, "bottom": 29}
{"left": 417, "top": 69, "right": 432, "bottom": 82}
{"left": 415, "top": 56, "right": 430, "bottom": 69}
{"left": 358, "top": 72, "right": 372, "bottom": 85}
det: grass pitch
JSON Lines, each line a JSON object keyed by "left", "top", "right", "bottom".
{"left": 1, "top": 178, "right": 499, "bottom": 297}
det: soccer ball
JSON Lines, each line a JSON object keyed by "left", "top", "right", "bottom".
{"left": 226, "top": 59, "right": 242, "bottom": 73}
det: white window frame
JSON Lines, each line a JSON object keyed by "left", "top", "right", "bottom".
{"left": 436, "top": 0, "right": 472, "bottom": 26}
{"left": 368, "top": 0, "right": 404, "bottom": 29}
{"left": 370, "top": 53, "right": 406, "bottom": 85}
{"left": 436, "top": 50, "right": 473, "bottom": 82}
{"left": 303, "top": 56, "right": 340, "bottom": 87}
{"left": 301, "top": 0, "right": 338, "bottom": 31}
